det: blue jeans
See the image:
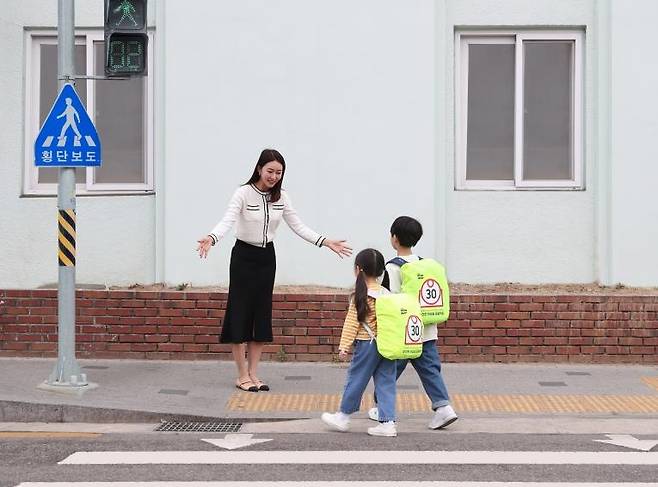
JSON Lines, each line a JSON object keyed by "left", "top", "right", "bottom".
{"left": 375, "top": 340, "right": 451, "bottom": 411}
{"left": 339, "top": 339, "right": 397, "bottom": 422}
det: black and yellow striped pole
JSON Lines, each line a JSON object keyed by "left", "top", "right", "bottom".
{"left": 58, "top": 209, "right": 76, "bottom": 267}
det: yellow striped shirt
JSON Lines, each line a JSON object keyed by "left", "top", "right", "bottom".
{"left": 338, "top": 283, "right": 383, "bottom": 352}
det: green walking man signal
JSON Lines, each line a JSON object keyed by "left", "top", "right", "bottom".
{"left": 104, "top": 0, "right": 148, "bottom": 77}
{"left": 115, "top": 0, "right": 138, "bottom": 26}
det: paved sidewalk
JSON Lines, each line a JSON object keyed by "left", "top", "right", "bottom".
{"left": 1, "top": 358, "right": 657, "bottom": 427}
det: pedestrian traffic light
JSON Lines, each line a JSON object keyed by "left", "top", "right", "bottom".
{"left": 104, "top": 0, "right": 148, "bottom": 77}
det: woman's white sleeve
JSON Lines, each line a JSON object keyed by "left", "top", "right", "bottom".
{"left": 208, "top": 188, "right": 243, "bottom": 243}
{"left": 282, "top": 192, "right": 325, "bottom": 247}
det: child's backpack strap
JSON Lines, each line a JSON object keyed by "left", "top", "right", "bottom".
{"left": 381, "top": 271, "right": 390, "bottom": 290}
{"left": 387, "top": 257, "right": 407, "bottom": 267}
{"left": 387, "top": 256, "right": 423, "bottom": 267}
{"left": 359, "top": 321, "right": 375, "bottom": 341}
{"left": 359, "top": 289, "right": 390, "bottom": 340}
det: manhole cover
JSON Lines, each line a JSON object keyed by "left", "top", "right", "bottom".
{"left": 155, "top": 421, "right": 242, "bottom": 433}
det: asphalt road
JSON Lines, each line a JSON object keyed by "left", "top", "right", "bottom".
{"left": 2, "top": 429, "right": 658, "bottom": 486}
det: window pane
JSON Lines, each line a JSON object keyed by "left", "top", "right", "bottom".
{"left": 466, "top": 43, "right": 515, "bottom": 180}
{"left": 93, "top": 41, "right": 145, "bottom": 184}
{"left": 38, "top": 43, "right": 86, "bottom": 184}
{"left": 523, "top": 41, "right": 573, "bottom": 180}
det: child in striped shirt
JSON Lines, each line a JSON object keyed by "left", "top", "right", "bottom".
{"left": 321, "top": 248, "right": 398, "bottom": 437}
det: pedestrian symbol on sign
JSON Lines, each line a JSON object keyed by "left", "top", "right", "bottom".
{"left": 34, "top": 83, "right": 101, "bottom": 167}
{"left": 56, "top": 98, "right": 82, "bottom": 143}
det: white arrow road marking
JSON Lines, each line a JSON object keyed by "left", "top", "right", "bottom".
{"left": 201, "top": 434, "right": 272, "bottom": 450}
{"left": 14, "top": 482, "right": 658, "bottom": 486}
{"left": 58, "top": 450, "right": 658, "bottom": 465}
{"left": 594, "top": 434, "right": 658, "bottom": 452}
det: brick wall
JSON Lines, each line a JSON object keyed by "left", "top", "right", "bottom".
{"left": 0, "top": 289, "right": 656, "bottom": 363}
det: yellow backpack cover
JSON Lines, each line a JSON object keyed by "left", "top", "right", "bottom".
{"left": 362, "top": 290, "right": 423, "bottom": 360}
{"left": 392, "top": 257, "right": 450, "bottom": 325}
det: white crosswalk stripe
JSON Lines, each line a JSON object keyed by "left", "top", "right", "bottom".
{"left": 13, "top": 482, "right": 658, "bottom": 487}
{"left": 59, "top": 449, "right": 658, "bottom": 465}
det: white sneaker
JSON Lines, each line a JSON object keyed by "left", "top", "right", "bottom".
{"left": 367, "top": 407, "right": 379, "bottom": 421}
{"left": 429, "top": 404, "right": 458, "bottom": 430}
{"left": 321, "top": 412, "right": 350, "bottom": 432}
{"left": 367, "top": 421, "right": 397, "bottom": 437}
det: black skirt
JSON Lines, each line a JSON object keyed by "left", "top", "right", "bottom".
{"left": 220, "top": 239, "right": 276, "bottom": 343}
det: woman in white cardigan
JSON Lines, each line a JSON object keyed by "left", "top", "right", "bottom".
{"left": 197, "top": 149, "right": 352, "bottom": 392}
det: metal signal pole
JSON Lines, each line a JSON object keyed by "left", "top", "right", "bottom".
{"left": 40, "top": 0, "right": 94, "bottom": 393}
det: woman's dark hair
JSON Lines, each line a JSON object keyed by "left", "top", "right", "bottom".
{"left": 390, "top": 216, "right": 423, "bottom": 248}
{"left": 353, "top": 248, "right": 385, "bottom": 322}
{"left": 245, "top": 149, "right": 286, "bottom": 202}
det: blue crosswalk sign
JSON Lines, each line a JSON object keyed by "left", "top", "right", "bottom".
{"left": 34, "top": 83, "right": 102, "bottom": 167}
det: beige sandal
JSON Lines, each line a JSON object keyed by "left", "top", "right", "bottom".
{"left": 250, "top": 376, "right": 270, "bottom": 391}
{"left": 235, "top": 377, "right": 258, "bottom": 392}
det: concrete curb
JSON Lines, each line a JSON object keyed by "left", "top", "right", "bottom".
{"left": 0, "top": 400, "right": 300, "bottom": 424}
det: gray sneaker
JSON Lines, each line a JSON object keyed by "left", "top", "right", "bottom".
{"left": 367, "top": 407, "right": 379, "bottom": 421}
{"left": 428, "top": 404, "right": 458, "bottom": 430}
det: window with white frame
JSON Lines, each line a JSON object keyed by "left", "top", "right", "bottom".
{"left": 24, "top": 31, "right": 154, "bottom": 195}
{"left": 455, "top": 31, "right": 583, "bottom": 190}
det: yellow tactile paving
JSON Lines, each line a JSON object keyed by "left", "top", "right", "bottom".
{"left": 642, "top": 376, "right": 658, "bottom": 392}
{"left": 227, "top": 392, "right": 658, "bottom": 414}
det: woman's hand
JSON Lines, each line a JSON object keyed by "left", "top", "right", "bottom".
{"left": 323, "top": 239, "right": 353, "bottom": 259}
{"left": 197, "top": 236, "right": 214, "bottom": 259}
{"left": 338, "top": 350, "right": 349, "bottom": 361}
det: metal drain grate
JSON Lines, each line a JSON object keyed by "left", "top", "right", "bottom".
{"left": 155, "top": 421, "right": 242, "bottom": 433}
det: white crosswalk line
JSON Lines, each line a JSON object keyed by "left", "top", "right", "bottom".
{"left": 58, "top": 450, "right": 658, "bottom": 466}
{"left": 14, "top": 482, "right": 658, "bottom": 487}
{"left": 42, "top": 136, "right": 54, "bottom": 147}
{"left": 85, "top": 135, "right": 96, "bottom": 147}
{"left": 56, "top": 136, "right": 66, "bottom": 147}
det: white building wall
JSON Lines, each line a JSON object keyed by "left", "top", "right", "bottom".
{"left": 444, "top": 0, "right": 597, "bottom": 284}
{"left": 164, "top": 0, "right": 599, "bottom": 287}
{"left": 2, "top": 0, "right": 656, "bottom": 289}
{"left": 609, "top": 0, "right": 658, "bottom": 286}
{"left": 0, "top": 0, "right": 155, "bottom": 289}
{"left": 163, "top": 0, "right": 437, "bottom": 288}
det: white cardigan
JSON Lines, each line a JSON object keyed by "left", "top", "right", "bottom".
{"left": 209, "top": 184, "right": 325, "bottom": 248}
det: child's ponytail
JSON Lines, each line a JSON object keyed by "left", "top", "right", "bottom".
{"left": 354, "top": 268, "right": 369, "bottom": 322}
{"left": 352, "top": 248, "right": 386, "bottom": 322}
